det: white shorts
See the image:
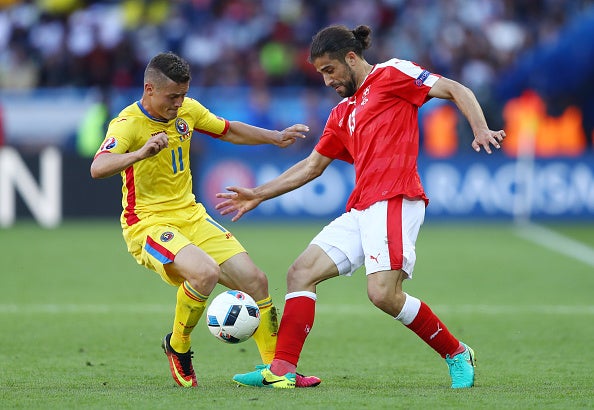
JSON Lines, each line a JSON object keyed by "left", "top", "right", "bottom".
{"left": 311, "top": 197, "right": 425, "bottom": 278}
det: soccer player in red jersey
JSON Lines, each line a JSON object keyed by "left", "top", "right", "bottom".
{"left": 90, "top": 52, "right": 320, "bottom": 388}
{"left": 217, "top": 25, "right": 506, "bottom": 389}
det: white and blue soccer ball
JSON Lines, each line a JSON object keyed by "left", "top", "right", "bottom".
{"left": 206, "top": 290, "right": 260, "bottom": 344}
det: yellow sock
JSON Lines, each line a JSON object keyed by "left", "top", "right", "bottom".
{"left": 252, "top": 296, "right": 279, "bottom": 364}
{"left": 170, "top": 281, "right": 208, "bottom": 353}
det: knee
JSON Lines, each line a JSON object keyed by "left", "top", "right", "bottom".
{"left": 185, "top": 261, "right": 220, "bottom": 291}
{"left": 286, "top": 262, "right": 312, "bottom": 290}
{"left": 367, "top": 288, "right": 388, "bottom": 310}
{"left": 367, "top": 286, "right": 406, "bottom": 316}
{"left": 241, "top": 267, "right": 268, "bottom": 297}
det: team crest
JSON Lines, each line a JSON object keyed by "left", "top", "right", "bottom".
{"left": 100, "top": 137, "right": 117, "bottom": 151}
{"left": 160, "top": 231, "right": 174, "bottom": 242}
{"left": 175, "top": 118, "right": 190, "bottom": 136}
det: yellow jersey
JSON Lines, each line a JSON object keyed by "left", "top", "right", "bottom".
{"left": 95, "top": 97, "right": 229, "bottom": 227}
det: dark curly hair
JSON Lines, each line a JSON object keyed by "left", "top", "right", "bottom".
{"left": 309, "top": 25, "right": 372, "bottom": 63}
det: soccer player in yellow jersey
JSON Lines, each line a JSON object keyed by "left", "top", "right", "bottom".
{"left": 90, "top": 52, "right": 320, "bottom": 388}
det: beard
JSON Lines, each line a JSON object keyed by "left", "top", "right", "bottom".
{"left": 334, "top": 66, "right": 358, "bottom": 98}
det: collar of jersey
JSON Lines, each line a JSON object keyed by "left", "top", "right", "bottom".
{"left": 136, "top": 101, "right": 169, "bottom": 123}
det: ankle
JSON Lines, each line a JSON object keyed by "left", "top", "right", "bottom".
{"left": 270, "top": 359, "right": 296, "bottom": 375}
{"left": 450, "top": 343, "right": 466, "bottom": 357}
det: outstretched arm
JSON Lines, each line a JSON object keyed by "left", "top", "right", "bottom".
{"left": 429, "top": 77, "right": 506, "bottom": 154}
{"left": 219, "top": 121, "right": 309, "bottom": 148}
{"left": 216, "top": 150, "right": 333, "bottom": 221}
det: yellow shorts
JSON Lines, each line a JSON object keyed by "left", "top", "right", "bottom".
{"left": 122, "top": 203, "right": 245, "bottom": 286}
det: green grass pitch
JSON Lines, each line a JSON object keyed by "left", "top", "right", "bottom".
{"left": 1, "top": 219, "right": 593, "bottom": 409}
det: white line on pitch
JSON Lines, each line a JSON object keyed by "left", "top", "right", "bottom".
{"left": 514, "top": 222, "right": 594, "bottom": 267}
{"left": 1, "top": 303, "right": 593, "bottom": 315}
{"left": 0, "top": 304, "right": 171, "bottom": 314}
{"left": 317, "top": 304, "right": 594, "bottom": 315}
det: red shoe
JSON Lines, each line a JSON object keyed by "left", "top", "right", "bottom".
{"left": 295, "top": 373, "right": 322, "bottom": 388}
{"left": 161, "top": 333, "right": 197, "bottom": 387}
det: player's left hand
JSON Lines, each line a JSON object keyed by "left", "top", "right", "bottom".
{"left": 472, "top": 129, "right": 506, "bottom": 154}
{"left": 274, "top": 124, "right": 309, "bottom": 148}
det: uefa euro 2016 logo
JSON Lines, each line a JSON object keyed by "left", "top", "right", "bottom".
{"left": 100, "top": 137, "right": 117, "bottom": 151}
{"left": 415, "top": 70, "right": 430, "bottom": 87}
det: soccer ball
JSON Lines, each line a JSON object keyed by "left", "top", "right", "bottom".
{"left": 206, "top": 290, "right": 260, "bottom": 344}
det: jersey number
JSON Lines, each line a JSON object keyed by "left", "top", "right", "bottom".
{"left": 348, "top": 107, "right": 356, "bottom": 135}
{"left": 171, "top": 147, "right": 184, "bottom": 174}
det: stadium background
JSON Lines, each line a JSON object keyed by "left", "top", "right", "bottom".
{"left": 1, "top": 3, "right": 594, "bottom": 408}
{"left": 1, "top": 0, "right": 594, "bottom": 226}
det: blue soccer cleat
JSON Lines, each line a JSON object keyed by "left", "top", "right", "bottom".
{"left": 252, "top": 364, "right": 321, "bottom": 388}
{"left": 445, "top": 342, "right": 476, "bottom": 388}
{"left": 233, "top": 364, "right": 296, "bottom": 389}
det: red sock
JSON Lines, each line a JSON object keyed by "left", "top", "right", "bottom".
{"left": 272, "top": 294, "right": 316, "bottom": 369}
{"left": 406, "top": 301, "right": 462, "bottom": 358}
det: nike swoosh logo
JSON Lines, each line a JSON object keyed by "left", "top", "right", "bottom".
{"left": 262, "top": 378, "right": 283, "bottom": 385}
{"left": 169, "top": 357, "right": 194, "bottom": 387}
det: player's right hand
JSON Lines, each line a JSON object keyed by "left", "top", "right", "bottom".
{"left": 141, "top": 132, "right": 169, "bottom": 158}
{"left": 215, "top": 186, "right": 261, "bottom": 222}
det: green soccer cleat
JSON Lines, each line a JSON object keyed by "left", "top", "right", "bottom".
{"left": 445, "top": 342, "right": 476, "bottom": 388}
{"left": 233, "top": 364, "right": 296, "bottom": 389}
{"left": 250, "top": 364, "right": 321, "bottom": 388}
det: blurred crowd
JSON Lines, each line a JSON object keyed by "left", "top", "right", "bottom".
{"left": 1, "top": 0, "right": 591, "bottom": 92}
{"left": 1, "top": 0, "right": 593, "bottom": 156}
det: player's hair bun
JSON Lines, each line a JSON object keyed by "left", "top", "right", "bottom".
{"left": 352, "top": 25, "right": 372, "bottom": 49}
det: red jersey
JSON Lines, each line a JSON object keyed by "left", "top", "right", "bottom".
{"left": 315, "top": 58, "right": 440, "bottom": 211}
